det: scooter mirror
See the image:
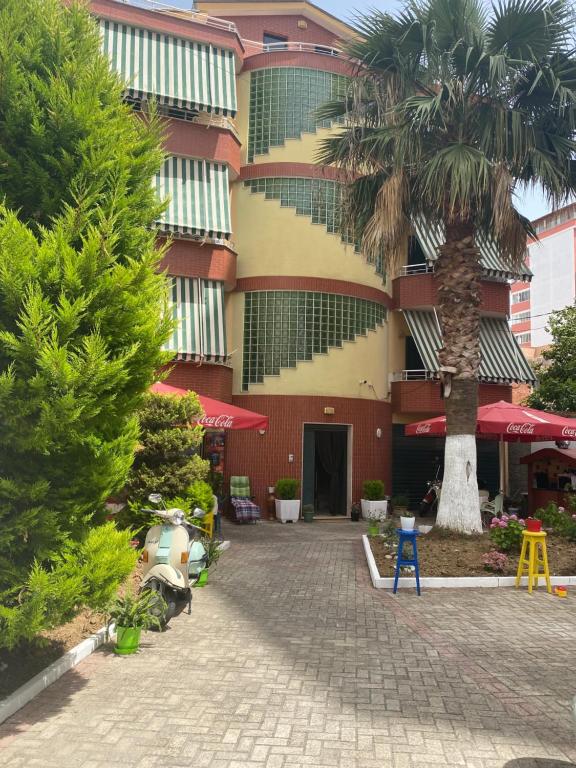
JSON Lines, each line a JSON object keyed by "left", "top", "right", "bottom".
{"left": 148, "top": 493, "right": 162, "bottom": 505}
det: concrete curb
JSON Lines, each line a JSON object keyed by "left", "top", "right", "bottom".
{"left": 218, "top": 540, "right": 231, "bottom": 551}
{"left": 362, "top": 534, "right": 576, "bottom": 589}
{"left": 0, "top": 623, "right": 115, "bottom": 726}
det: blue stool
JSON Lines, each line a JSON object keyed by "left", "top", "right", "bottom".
{"left": 393, "top": 529, "right": 421, "bottom": 595}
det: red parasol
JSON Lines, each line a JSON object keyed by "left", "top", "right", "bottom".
{"left": 405, "top": 400, "right": 576, "bottom": 442}
{"left": 150, "top": 382, "right": 269, "bottom": 431}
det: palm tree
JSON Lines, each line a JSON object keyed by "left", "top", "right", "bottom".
{"left": 318, "top": 0, "right": 576, "bottom": 533}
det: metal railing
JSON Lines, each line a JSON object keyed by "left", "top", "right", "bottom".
{"left": 244, "top": 39, "right": 344, "bottom": 57}
{"left": 113, "top": 0, "right": 239, "bottom": 33}
{"left": 397, "top": 263, "right": 434, "bottom": 276}
{"left": 392, "top": 370, "right": 437, "bottom": 382}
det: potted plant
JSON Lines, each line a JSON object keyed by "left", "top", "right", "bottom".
{"left": 526, "top": 517, "right": 542, "bottom": 532}
{"left": 391, "top": 494, "right": 410, "bottom": 515}
{"left": 275, "top": 478, "right": 300, "bottom": 522}
{"left": 302, "top": 504, "right": 315, "bottom": 523}
{"left": 361, "top": 480, "right": 388, "bottom": 520}
{"left": 350, "top": 502, "right": 361, "bottom": 522}
{"left": 108, "top": 590, "right": 164, "bottom": 655}
{"left": 194, "top": 537, "right": 222, "bottom": 587}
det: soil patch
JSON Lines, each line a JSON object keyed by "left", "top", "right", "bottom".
{"left": 370, "top": 528, "right": 576, "bottom": 578}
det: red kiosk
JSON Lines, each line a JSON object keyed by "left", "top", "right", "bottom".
{"left": 520, "top": 448, "right": 576, "bottom": 516}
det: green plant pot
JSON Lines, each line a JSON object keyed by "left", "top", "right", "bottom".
{"left": 114, "top": 625, "right": 142, "bottom": 655}
{"left": 193, "top": 569, "right": 209, "bottom": 588}
{"left": 303, "top": 511, "right": 314, "bottom": 523}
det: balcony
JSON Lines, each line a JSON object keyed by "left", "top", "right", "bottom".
{"left": 393, "top": 265, "right": 510, "bottom": 315}
{"left": 391, "top": 373, "right": 513, "bottom": 415}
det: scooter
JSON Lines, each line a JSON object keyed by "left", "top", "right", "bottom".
{"left": 140, "top": 493, "right": 208, "bottom": 628}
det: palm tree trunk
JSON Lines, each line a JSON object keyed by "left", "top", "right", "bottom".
{"left": 434, "top": 222, "right": 483, "bottom": 534}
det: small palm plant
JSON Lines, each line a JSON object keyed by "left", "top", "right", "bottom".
{"left": 319, "top": 0, "right": 576, "bottom": 533}
{"left": 108, "top": 590, "right": 165, "bottom": 654}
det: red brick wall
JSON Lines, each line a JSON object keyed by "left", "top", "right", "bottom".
{"left": 392, "top": 381, "right": 513, "bottom": 414}
{"left": 162, "top": 119, "right": 241, "bottom": 176}
{"left": 393, "top": 274, "right": 509, "bottom": 315}
{"left": 236, "top": 277, "right": 391, "bottom": 307}
{"left": 240, "top": 162, "right": 345, "bottom": 181}
{"left": 164, "top": 362, "right": 233, "bottom": 402}
{"left": 241, "top": 51, "right": 353, "bottom": 75}
{"left": 159, "top": 239, "right": 237, "bottom": 289}
{"left": 225, "top": 395, "right": 392, "bottom": 517}
{"left": 223, "top": 14, "right": 341, "bottom": 47}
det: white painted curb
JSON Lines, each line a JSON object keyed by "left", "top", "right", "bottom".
{"left": 0, "top": 623, "right": 115, "bottom": 726}
{"left": 218, "top": 540, "right": 230, "bottom": 551}
{"left": 362, "top": 535, "right": 576, "bottom": 590}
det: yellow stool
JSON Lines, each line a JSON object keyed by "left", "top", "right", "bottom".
{"left": 515, "top": 531, "right": 551, "bottom": 594}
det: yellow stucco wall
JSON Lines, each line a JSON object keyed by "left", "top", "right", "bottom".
{"left": 232, "top": 184, "right": 387, "bottom": 289}
{"left": 227, "top": 292, "right": 389, "bottom": 397}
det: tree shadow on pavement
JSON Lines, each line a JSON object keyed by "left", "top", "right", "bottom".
{"left": 504, "top": 761, "right": 576, "bottom": 767}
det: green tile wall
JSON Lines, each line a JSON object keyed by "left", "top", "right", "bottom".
{"left": 242, "top": 291, "right": 387, "bottom": 389}
{"left": 248, "top": 68, "right": 347, "bottom": 162}
{"left": 244, "top": 177, "right": 385, "bottom": 278}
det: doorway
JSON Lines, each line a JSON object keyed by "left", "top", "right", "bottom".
{"left": 302, "top": 424, "right": 349, "bottom": 516}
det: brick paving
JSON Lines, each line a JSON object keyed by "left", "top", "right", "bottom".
{"left": 1, "top": 521, "right": 575, "bottom": 768}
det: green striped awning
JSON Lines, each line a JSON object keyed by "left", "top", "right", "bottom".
{"left": 404, "top": 310, "right": 535, "bottom": 383}
{"left": 100, "top": 20, "right": 237, "bottom": 116}
{"left": 155, "top": 157, "right": 231, "bottom": 239}
{"left": 412, "top": 219, "right": 532, "bottom": 282}
{"left": 164, "top": 277, "right": 227, "bottom": 363}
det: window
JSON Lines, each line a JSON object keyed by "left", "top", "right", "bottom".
{"left": 248, "top": 67, "right": 347, "bottom": 161}
{"left": 263, "top": 32, "right": 288, "bottom": 46}
{"left": 515, "top": 332, "right": 531, "bottom": 345}
{"left": 511, "top": 311, "right": 530, "bottom": 324}
{"left": 242, "top": 291, "right": 387, "bottom": 389}
{"left": 512, "top": 289, "right": 530, "bottom": 304}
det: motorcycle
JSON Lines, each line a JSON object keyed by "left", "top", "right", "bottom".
{"left": 140, "top": 493, "right": 208, "bottom": 628}
{"left": 419, "top": 466, "right": 442, "bottom": 516}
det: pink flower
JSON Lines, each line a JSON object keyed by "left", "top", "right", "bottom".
{"left": 502, "top": 514, "right": 509, "bottom": 522}
{"left": 130, "top": 539, "right": 140, "bottom": 549}
{"left": 499, "top": 520, "right": 508, "bottom": 528}
{"left": 490, "top": 522, "right": 497, "bottom": 529}
{"left": 558, "top": 507, "right": 565, "bottom": 513}
{"left": 491, "top": 517, "right": 499, "bottom": 525}
{"left": 519, "top": 519, "right": 526, "bottom": 526}
{"left": 509, "top": 514, "right": 518, "bottom": 520}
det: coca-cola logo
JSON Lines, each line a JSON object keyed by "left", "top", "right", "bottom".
{"left": 416, "top": 424, "right": 432, "bottom": 434}
{"left": 198, "top": 414, "right": 235, "bottom": 428}
{"left": 506, "top": 422, "right": 535, "bottom": 435}
{"left": 561, "top": 426, "right": 576, "bottom": 438}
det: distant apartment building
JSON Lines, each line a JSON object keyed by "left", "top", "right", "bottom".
{"left": 510, "top": 203, "right": 576, "bottom": 352}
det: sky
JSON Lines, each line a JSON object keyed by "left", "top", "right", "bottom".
{"left": 159, "top": 0, "right": 558, "bottom": 221}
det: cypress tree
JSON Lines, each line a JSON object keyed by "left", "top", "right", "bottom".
{"left": 0, "top": 0, "right": 171, "bottom": 594}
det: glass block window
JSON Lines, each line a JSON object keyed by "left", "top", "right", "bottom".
{"left": 244, "top": 177, "right": 385, "bottom": 279}
{"left": 248, "top": 68, "right": 347, "bottom": 162}
{"left": 242, "top": 291, "right": 387, "bottom": 389}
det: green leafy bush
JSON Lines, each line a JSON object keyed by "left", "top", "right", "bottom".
{"left": 186, "top": 480, "right": 215, "bottom": 514}
{"left": 489, "top": 514, "right": 525, "bottom": 552}
{"left": 392, "top": 494, "right": 409, "bottom": 508}
{"left": 275, "top": 478, "right": 299, "bottom": 500}
{"left": 108, "top": 590, "right": 164, "bottom": 631}
{"left": 362, "top": 480, "right": 385, "bottom": 500}
{"left": 0, "top": 524, "right": 138, "bottom": 649}
{"left": 536, "top": 501, "right": 576, "bottom": 539}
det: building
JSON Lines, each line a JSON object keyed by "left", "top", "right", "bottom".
{"left": 510, "top": 202, "right": 576, "bottom": 351}
{"left": 92, "top": 0, "right": 535, "bottom": 513}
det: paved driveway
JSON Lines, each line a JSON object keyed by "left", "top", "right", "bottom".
{"left": 1, "top": 521, "right": 575, "bottom": 768}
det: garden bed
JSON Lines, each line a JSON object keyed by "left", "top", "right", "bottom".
{"left": 369, "top": 528, "right": 576, "bottom": 578}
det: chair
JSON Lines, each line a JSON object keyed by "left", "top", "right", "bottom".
{"left": 230, "top": 476, "right": 261, "bottom": 523}
{"left": 190, "top": 494, "right": 217, "bottom": 539}
{"left": 480, "top": 492, "right": 504, "bottom": 528}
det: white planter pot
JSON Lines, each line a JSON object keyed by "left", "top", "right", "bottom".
{"left": 361, "top": 500, "right": 388, "bottom": 520}
{"left": 400, "top": 516, "right": 416, "bottom": 531}
{"left": 275, "top": 499, "right": 300, "bottom": 523}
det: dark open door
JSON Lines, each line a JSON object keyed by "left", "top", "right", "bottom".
{"left": 302, "top": 425, "right": 347, "bottom": 515}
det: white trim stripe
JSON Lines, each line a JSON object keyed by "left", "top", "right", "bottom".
{"left": 100, "top": 20, "right": 237, "bottom": 116}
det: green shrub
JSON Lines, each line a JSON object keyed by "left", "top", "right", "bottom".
{"left": 362, "top": 480, "right": 385, "bottom": 501}
{"left": 536, "top": 501, "right": 576, "bottom": 539}
{"left": 275, "top": 478, "right": 300, "bottom": 500}
{"left": 186, "top": 480, "right": 215, "bottom": 514}
{"left": 108, "top": 590, "right": 164, "bottom": 631}
{"left": 0, "top": 523, "right": 138, "bottom": 649}
{"left": 392, "top": 494, "right": 409, "bottom": 507}
{"left": 489, "top": 514, "right": 525, "bottom": 552}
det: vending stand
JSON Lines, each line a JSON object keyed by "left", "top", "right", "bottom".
{"left": 520, "top": 448, "right": 576, "bottom": 516}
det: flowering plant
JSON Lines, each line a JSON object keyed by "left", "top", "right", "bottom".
{"left": 489, "top": 513, "right": 525, "bottom": 552}
{"left": 482, "top": 550, "right": 509, "bottom": 573}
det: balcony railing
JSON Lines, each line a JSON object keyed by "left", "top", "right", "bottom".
{"left": 110, "top": 0, "right": 239, "bottom": 33}
{"left": 391, "top": 370, "right": 437, "bottom": 382}
{"left": 397, "top": 263, "right": 434, "bottom": 276}
{"left": 244, "top": 40, "right": 344, "bottom": 57}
